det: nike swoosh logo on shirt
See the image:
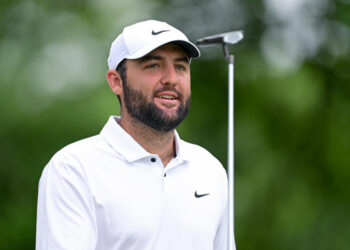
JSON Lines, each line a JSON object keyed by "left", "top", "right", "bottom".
{"left": 194, "top": 191, "right": 210, "bottom": 198}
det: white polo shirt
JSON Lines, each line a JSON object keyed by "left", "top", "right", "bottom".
{"left": 36, "top": 116, "right": 230, "bottom": 250}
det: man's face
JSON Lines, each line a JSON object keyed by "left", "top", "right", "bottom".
{"left": 121, "top": 43, "right": 191, "bottom": 131}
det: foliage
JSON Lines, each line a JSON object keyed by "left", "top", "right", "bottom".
{"left": 1, "top": 0, "right": 349, "bottom": 249}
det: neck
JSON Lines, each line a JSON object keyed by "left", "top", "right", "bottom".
{"left": 119, "top": 115, "right": 176, "bottom": 167}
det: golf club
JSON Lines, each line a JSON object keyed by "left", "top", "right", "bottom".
{"left": 196, "top": 30, "right": 244, "bottom": 250}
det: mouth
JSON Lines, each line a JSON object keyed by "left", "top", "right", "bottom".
{"left": 155, "top": 91, "right": 179, "bottom": 101}
{"left": 157, "top": 94, "right": 178, "bottom": 100}
{"left": 154, "top": 91, "right": 181, "bottom": 109}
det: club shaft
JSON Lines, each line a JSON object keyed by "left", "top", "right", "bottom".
{"left": 227, "top": 55, "right": 235, "bottom": 250}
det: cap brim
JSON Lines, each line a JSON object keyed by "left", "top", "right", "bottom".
{"left": 172, "top": 40, "right": 200, "bottom": 58}
{"left": 126, "top": 39, "right": 200, "bottom": 60}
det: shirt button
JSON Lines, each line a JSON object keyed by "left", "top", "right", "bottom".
{"left": 151, "top": 157, "right": 156, "bottom": 162}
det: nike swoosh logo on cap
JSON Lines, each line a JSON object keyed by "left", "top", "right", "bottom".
{"left": 152, "top": 30, "right": 170, "bottom": 35}
{"left": 194, "top": 191, "right": 210, "bottom": 198}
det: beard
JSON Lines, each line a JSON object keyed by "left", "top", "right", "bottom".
{"left": 122, "top": 82, "right": 191, "bottom": 132}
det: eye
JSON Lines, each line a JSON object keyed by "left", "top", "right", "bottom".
{"left": 145, "top": 63, "right": 159, "bottom": 69}
{"left": 176, "top": 64, "right": 187, "bottom": 71}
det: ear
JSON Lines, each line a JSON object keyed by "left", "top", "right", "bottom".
{"left": 106, "top": 69, "right": 123, "bottom": 96}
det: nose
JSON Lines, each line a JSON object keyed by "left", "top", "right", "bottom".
{"left": 160, "top": 63, "right": 178, "bottom": 86}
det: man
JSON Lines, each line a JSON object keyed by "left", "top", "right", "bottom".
{"left": 36, "top": 20, "right": 229, "bottom": 250}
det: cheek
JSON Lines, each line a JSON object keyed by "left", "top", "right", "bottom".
{"left": 183, "top": 73, "right": 191, "bottom": 84}
{"left": 180, "top": 76, "right": 191, "bottom": 92}
{"left": 130, "top": 72, "right": 160, "bottom": 89}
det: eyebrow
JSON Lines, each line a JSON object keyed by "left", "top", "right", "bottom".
{"left": 138, "top": 54, "right": 190, "bottom": 64}
{"left": 176, "top": 56, "right": 190, "bottom": 64}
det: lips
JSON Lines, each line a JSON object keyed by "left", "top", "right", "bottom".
{"left": 155, "top": 91, "right": 179, "bottom": 101}
{"left": 157, "top": 94, "right": 177, "bottom": 100}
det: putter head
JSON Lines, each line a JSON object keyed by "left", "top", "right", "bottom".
{"left": 195, "top": 30, "right": 244, "bottom": 47}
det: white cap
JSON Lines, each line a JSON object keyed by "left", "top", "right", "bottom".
{"left": 107, "top": 20, "right": 200, "bottom": 70}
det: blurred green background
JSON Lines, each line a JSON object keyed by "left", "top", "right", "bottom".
{"left": 1, "top": 0, "right": 350, "bottom": 249}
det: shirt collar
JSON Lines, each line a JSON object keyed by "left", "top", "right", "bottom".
{"left": 100, "top": 116, "right": 192, "bottom": 163}
{"left": 100, "top": 116, "right": 149, "bottom": 162}
{"left": 173, "top": 130, "right": 192, "bottom": 161}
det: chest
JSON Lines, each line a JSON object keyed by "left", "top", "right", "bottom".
{"left": 86, "top": 157, "right": 224, "bottom": 247}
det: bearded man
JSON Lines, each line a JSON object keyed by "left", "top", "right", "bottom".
{"left": 36, "top": 20, "right": 230, "bottom": 250}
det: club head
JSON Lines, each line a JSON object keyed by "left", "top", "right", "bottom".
{"left": 195, "top": 31, "right": 244, "bottom": 47}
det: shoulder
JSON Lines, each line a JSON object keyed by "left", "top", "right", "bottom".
{"left": 181, "top": 139, "right": 222, "bottom": 164}
{"left": 44, "top": 134, "right": 110, "bottom": 176}
{"left": 52, "top": 135, "right": 103, "bottom": 162}
{"left": 179, "top": 139, "right": 227, "bottom": 177}
{"left": 40, "top": 135, "right": 111, "bottom": 186}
